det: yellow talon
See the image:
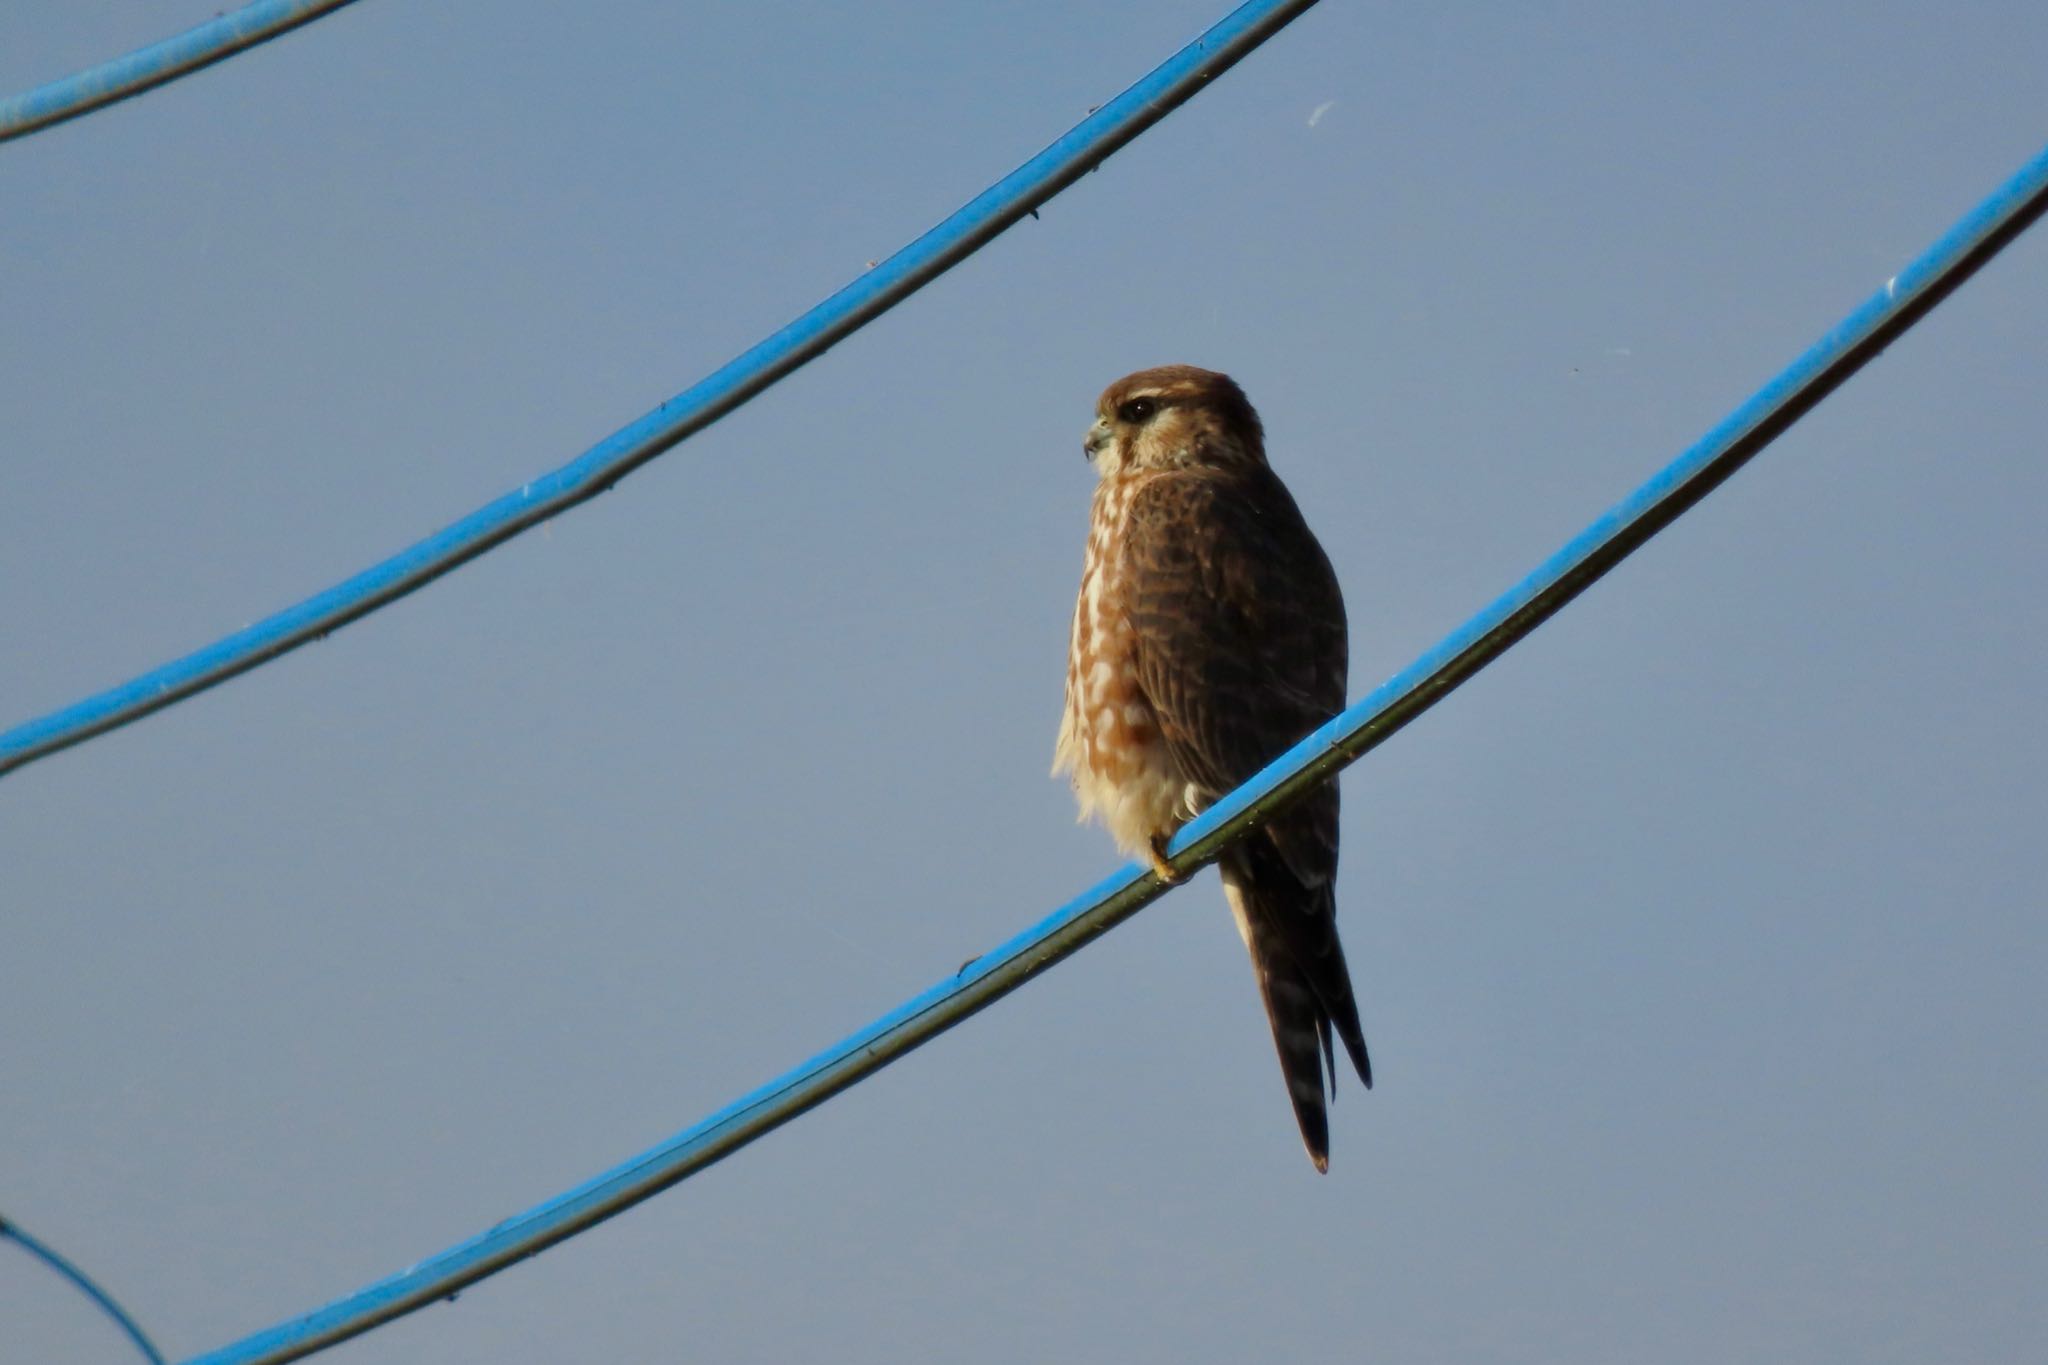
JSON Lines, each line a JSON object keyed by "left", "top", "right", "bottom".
{"left": 1146, "top": 836, "right": 1182, "bottom": 884}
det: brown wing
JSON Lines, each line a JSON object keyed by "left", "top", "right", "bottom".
{"left": 1120, "top": 468, "right": 1370, "bottom": 1170}
{"left": 1120, "top": 467, "right": 1348, "bottom": 879}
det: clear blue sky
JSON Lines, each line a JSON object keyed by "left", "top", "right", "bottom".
{"left": 4, "top": 3, "right": 2045, "bottom": 1361}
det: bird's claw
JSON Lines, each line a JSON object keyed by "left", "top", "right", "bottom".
{"left": 1146, "top": 837, "right": 1183, "bottom": 884}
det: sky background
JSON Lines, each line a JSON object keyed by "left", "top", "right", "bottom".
{"left": 3, "top": 2, "right": 2045, "bottom": 1362}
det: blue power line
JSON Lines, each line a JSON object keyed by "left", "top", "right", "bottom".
{"left": 0, "top": 0, "right": 364, "bottom": 144}
{"left": 0, "top": 0, "right": 1326, "bottom": 779}
{"left": 178, "top": 130, "right": 2048, "bottom": 1365}
{"left": 1, "top": 1215, "right": 166, "bottom": 1365}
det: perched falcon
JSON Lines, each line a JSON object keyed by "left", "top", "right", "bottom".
{"left": 1054, "top": 365, "right": 1370, "bottom": 1171}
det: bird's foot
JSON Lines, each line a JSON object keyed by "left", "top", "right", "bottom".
{"left": 1145, "top": 836, "right": 1182, "bottom": 884}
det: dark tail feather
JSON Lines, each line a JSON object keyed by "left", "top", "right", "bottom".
{"left": 1248, "top": 949, "right": 1336, "bottom": 1171}
{"left": 1221, "top": 840, "right": 1371, "bottom": 1172}
{"left": 1316, "top": 927, "right": 1372, "bottom": 1092}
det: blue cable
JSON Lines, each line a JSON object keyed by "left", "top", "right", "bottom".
{"left": 0, "top": 0, "right": 1326, "bottom": 779}
{"left": 2, "top": 1214, "right": 167, "bottom": 1365}
{"left": 0, "top": 0, "right": 364, "bottom": 144}
{"left": 179, "top": 133, "right": 2048, "bottom": 1365}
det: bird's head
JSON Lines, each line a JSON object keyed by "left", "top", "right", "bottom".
{"left": 1084, "top": 365, "right": 1266, "bottom": 477}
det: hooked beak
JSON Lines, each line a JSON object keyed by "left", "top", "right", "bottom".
{"left": 1083, "top": 418, "right": 1111, "bottom": 460}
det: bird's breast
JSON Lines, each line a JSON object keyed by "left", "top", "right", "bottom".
{"left": 1055, "top": 475, "right": 1189, "bottom": 856}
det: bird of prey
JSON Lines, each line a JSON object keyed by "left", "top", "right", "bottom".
{"left": 1054, "top": 365, "right": 1370, "bottom": 1171}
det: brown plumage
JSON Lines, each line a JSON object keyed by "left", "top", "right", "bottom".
{"left": 1054, "top": 365, "right": 1370, "bottom": 1171}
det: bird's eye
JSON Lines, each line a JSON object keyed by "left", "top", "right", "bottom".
{"left": 1118, "top": 398, "right": 1157, "bottom": 423}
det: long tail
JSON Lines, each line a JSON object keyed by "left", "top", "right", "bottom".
{"left": 1219, "top": 836, "right": 1370, "bottom": 1172}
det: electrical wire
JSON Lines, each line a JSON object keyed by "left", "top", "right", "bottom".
{"left": 0, "top": 0, "right": 364, "bottom": 144}
{"left": 1, "top": 1213, "right": 167, "bottom": 1365}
